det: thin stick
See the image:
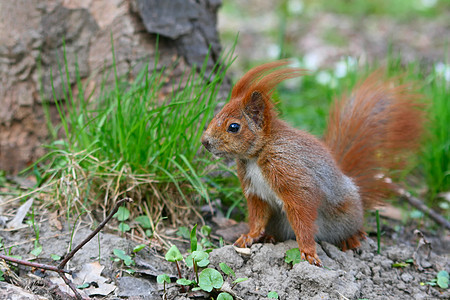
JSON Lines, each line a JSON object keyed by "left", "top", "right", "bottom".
{"left": 389, "top": 183, "right": 450, "bottom": 230}
{"left": 0, "top": 254, "right": 72, "bottom": 274}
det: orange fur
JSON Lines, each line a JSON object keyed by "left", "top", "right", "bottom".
{"left": 201, "top": 61, "right": 424, "bottom": 267}
{"left": 324, "top": 71, "right": 424, "bottom": 209}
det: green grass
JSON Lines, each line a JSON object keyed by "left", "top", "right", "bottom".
{"left": 421, "top": 62, "right": 450, "bottom": 203}
{"left": 303, "top": 0, "right": 448, "bottom": 19}
{"left": 31, "top": 39, "right": 242, "bottom": 224}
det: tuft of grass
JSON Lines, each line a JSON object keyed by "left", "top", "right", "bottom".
{"left": 31, "top": 38, "right": 239, "bottom": 227}
{"left": 420, "top": 61, "right": 450, "bottom": 204}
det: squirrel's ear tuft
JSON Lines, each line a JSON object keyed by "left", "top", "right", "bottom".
{"left": 244, "top": 91, "right": 265, "bottom": 127}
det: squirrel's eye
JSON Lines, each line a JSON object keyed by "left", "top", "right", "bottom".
{"left": 227, "top": 123, "right": 240, "bottom": 133}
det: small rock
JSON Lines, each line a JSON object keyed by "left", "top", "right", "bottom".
{"left": 397, "top": 282, "right": 407, "bottom": 290}
{"left": 209, "top": 245, "right": 245, "bottom": 269}
{"left": 116, "top": 277, "right": 157, "bottom": 297}
{"left": 0, "top": 281, "right": 48, "bottom": 300}
{"left": 380, "top": 258, "right": 394, "bottom": 269}
{"left": 400, "top": 272, "right": 414, "bottom": 283}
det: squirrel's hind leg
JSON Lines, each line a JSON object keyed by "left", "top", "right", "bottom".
{"left": 340, "top": 230, "right": 367, "bottom": 251}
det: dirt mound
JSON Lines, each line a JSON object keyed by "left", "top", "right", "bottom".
{"left": 203, "top": 239, "right": 449, "bottom": 299}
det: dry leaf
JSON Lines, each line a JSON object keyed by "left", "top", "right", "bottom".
{"left": 7, "top": 198, "right": 34, "bottom": 229}
{"left": 49, "top": 262, "right": 116, "bottom": 297}
{"left": 49, "top": 211, "right": 63, "bottom": 231}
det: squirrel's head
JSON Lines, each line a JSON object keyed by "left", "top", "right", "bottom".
{"left": 202, "top": 90, "right": 271, "bottom": 158}
{"left": 201, "top": 60, "right": 305, "bottom": 159}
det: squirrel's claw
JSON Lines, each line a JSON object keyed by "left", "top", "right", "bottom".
{"left": 234, "top": 234, "right": 255, "bottom": 248}
{"left": 301, "top": 251, "right": 323, "bottom": 267}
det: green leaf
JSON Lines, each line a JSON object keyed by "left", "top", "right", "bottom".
{"left": 392, "top": 262, "right": 409, "bottom": 268}
{"left": 219, "top": 262, "right": 235, "bottom": 277}
{"left": 118, "top": 222, "right": 130, "bottom": 232}
{"left": 165, "top": 245, "right": 183, "bottom": 262}
{"left": 135, "top": 216, "right": 152, "bottom": 229}
{"left": 157, "top": 274, "right": 171, "bottom": 284}
{"left": 232, "top": 277, "right": 248, "bottom": 284}
{"left": 77, "top": 283, "right": 90, "bottom": 289}
{"left": 200, "top": 225, "right": 212, "bottom": 236}
{"left": 192, "top": 250, "right": 209, "bottom": 263}
{"left": 190, "top": 224, "right": 198, "bottom": 252}
{"left": 30, "top": 246, "right": 42, "bottom": 257}
{"left": 124, "top": 257, "right": 134, "bottom": 266}
{"left": 437, "top": 276, "right": 448, "bottom": 289}
{"left": 437, "top": 270, "right": 449, "bottom": 279}
{"left": 198, "top": 268, "right": 224, "bottom": 292}
{"left": 176, "top": 226, "right": 190, "bottom": 239}
{"left": 145, "top": 229, "right": 153, "bottom": 237}
{"left": 201, "top": 237, "right": 213, "bottom": 248}
{"left": 176, "top": 278, "right": 195, "bottom": 286}
{"left": 285, "top": 248, "right": 301, "bottom": 265}
{"left": 50, "top": 254, "right": 61, "bottom": 261}
{"left": 217, "top": 292, "right": 233, "bottom": 300}
{"left": 113, "top": 249, "right": 134, "bottom": 266}
{"left": 437, "top": 270, "right": 449, "bottom": 289}
{"left": 133, "top": 244, "right": 146, "bottom": 253}
{"left": 185, "top": 254, "right": 194, "bottom": 268}
{"left": 197, "top": 258, "right": 210, "bottom": 268}
{"left": 267, "top": 291, "right": 279, "bottom": 299}
{"left": 114, "top": 206, "right": 130, "bottom": 221}
{"left": 0, "top": 270, "right": 5, "bottom": 281}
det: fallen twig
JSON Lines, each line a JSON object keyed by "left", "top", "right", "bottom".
{"left": 390, "top": 183, "right": 450, "bottom": 230}
{"left": 0, "top": 254, "right": 72, "bottom": 275}
{"left": 0, "top": 197, "right": 133, "bottom": 299}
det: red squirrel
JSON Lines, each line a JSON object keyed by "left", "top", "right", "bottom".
{"left": 201, "top": 60, "right": 424, "bottom": 266}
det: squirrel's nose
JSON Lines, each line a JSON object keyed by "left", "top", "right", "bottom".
{"left": 201, "top": 137, "right": 211, "bottom": 152}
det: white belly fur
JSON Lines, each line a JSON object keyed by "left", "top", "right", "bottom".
{"left": 244, "top": 160, "right": 283, "bottom": 209}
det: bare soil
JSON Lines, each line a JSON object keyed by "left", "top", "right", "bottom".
{"left": 0, "top": 211, "right": 448, "bottom": 299}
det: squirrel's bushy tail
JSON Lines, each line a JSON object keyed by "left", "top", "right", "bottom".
{"left": 324, "top": 71, "right": 425, "bottom": 209}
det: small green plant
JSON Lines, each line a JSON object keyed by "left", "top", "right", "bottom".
{"left": 0, "top": 270, "right": 4, "bottom": 281}
{"left": 134, "top": 215, "right": 153, "bottom": 238}
{"left": 157, "top": 274, "right": 171, "bottom": 299}
{"left": 422, "top": 270, "right": 449, "bottom": 289}
{"left": 285, "top": 248, "right": 302, "bottom": 266}
{"left": 267, "top": 291, "right": 279, "bottom": 299}
{"left": 113, "top": 206, "right": 131, "bottom": 233}
{"left": 159, "top": 224, "right": 248, "bottom": 297}
{"left": 177, "top": 226, "right": 191, "bottom": 239}
{"left": 26, "top": 207, "right": 42, "bottom": 257}
{"left": 392, "top": 259, "right": 414, "bottom": 268}
{"left": 217, "top": 292, "right": 233, "bottom": 300}
{"left": 112, "top": 249, "right": 135, "bottom": 267}
{"left": 165, "top": 245, "right": 184, "bottom": 279}
{"left": 112, "top": 245, "right": 145, "bottom": 273}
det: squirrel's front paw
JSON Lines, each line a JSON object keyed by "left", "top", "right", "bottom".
{"left": 301, "top": 251, "right": 323, "bottom": 267}
{"left": 234, "top": 231, "right": 275, "bottom": 248}
{"left": 234, "top": 233, "right": 256, "bottom": 248}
